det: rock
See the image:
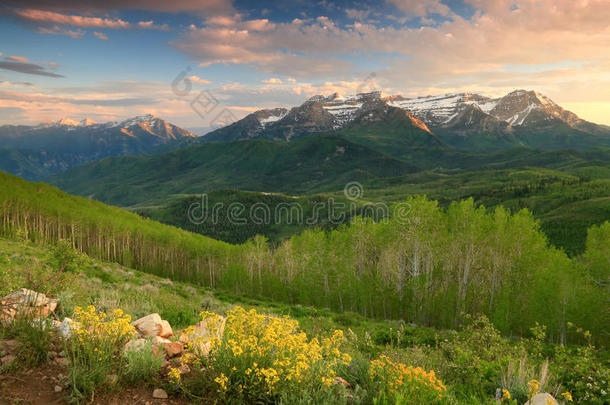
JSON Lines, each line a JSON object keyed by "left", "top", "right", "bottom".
{"left": 159, "top": 320, "right": 172, "bottom": 338}
{"left": 163, "top": 341, "right": 184, "bottom": 358}
{"left": 524, "top": 393, "right": 559, "bottom": 405}
{"left": 124, "top": 338, "right": 148, "bottom": 353}
{"left": 58, "top": 318, "right": 77, "bottom": 339}
{"left": 194, "top": 316, "right": 225, "bottom": 341}
{"left": 132, "top": 314, "right": 172, "bottom": 338}
{"left": 1, "top": 354, "right": 16, "bottom": 366}
{"left": 0, "top": 289, "right": 59, "bottom": 320}
{"left": 54, "top": 385, "right": 63, "bottom": 393}
{"left": 152, "top": 388, "right": 168, "bottom": 399}
{"left": 333, "top": 376, "right": 350, "bottom": 389}
{"left": 152, "top": 336, "right": 171, "bottom": 346}
{"left": 182, "top": 315, "right": 225, "bottom": 356}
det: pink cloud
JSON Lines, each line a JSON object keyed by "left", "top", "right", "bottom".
{"left": 5, "top": 55, "right": 29, "bottom": 62}
{"left": 262, "top": 78, "right": 283, "bottom": 84}
{"left": 36, "top": 25, "right": 85, "bottom": 38}
{"left": 186, "top": 75, "right": 212, "bottom": 85}
{"left": 93, "top": 31, "right": 109, "bottom": 40}
{"left": 14, "top": 9, "right": 168, "bottom": 30}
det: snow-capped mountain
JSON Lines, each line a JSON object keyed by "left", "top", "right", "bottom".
{"left": 0, "top": 114, "right": 197, "bottom": 179}
{"left": 385, "top": 89, "right": 599, "bottom": 133}
{"left": 38, "top": 114, "right": 195, "bottom": 141}
{"left": 204, "top": 91, "right": 436, "bottom": 143}
{"left": 203, "top": 89, "right": 610, "bottom": 151}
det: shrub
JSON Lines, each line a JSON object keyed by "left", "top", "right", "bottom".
{"left": 500, "top": 357, "right": 558, "bottom": 403}
{"left": 66, "top": 306, "right": 135, "bottom": 403}
{"left": 370, "top": 354, "right": 447, "bottom": 404}
{"left": 122, "top": 339, "right": 163, "bottom": 385}
{"left": 173, "top": 306, "right": 352, "bottom": 403}
{"left": 440, "top": 315, "right": 519, "bottom": 397}
{"left": 0, "top": 316, "right": 54, "bottom": 368}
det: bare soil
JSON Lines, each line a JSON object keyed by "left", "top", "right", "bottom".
{"left": 0, "top": 364, "right": 194, "bottom": 405}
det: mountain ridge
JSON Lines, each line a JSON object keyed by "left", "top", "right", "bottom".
{"left": 0, "top": 114, "right": 197, "bottom": 179}
{"left": 201, "top": 89, "right": 610, "bottom": 151}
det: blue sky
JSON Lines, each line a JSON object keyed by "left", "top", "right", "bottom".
{"left": 1, "top": 0, "right": 609, "bottom": 129}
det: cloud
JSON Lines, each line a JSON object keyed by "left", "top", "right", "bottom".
{"left": 173, "top": 18, "right": 358, "bottom": 78}
{"left": 386, "top": 0, "right": 451, "bottom": 17}
{"left": 0, "top": 61, "right": 64, "bottom": 77}
{"left": 36, "top": 25, "right": 85, "bottom": 38}
{"left": 0, "top": 89, "right": 156, "bottom": 106}
{"left": 5, "top": 55, "right": 29, "bottom": 62}
{"left": 262, "top": 78, "right": 282, "bottom": 84}
{"left": 345, "top": 8, "right": 372, "bottom": 21}
{"left": 93, "top": 31, "right": 108, "bottom": 40}
{"left": 3, "top": 0, "right": 234, "bottom": 14}
{"left": 13, "top": 9, "right": 169, "bottom": 30}
{"left": 186, "top": 75, "right": 211, "bottom": 85}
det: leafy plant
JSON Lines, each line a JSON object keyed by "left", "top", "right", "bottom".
{"left": 122, "top": 339, "right": 163, "bottom": 385}
{"left": 66, "top": 306, "right": 135, "bottom": 403}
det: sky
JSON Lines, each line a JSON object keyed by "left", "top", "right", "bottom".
{"left": 0, "top": 0, "right": 609, "bottom": 130}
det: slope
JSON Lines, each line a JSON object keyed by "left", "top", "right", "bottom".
{"left": 48, "top": 135, "right": 418, "bottom": 207}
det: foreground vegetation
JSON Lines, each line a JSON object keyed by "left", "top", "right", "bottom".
{"left": 0, "top": 238, "right": 607, "bottom": 404}
{"left": 1, "top": 172, "right": 607, "bottom": 345}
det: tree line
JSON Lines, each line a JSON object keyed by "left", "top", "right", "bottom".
{"left": 0, "top": 172, "right": 607, "bottom": 343}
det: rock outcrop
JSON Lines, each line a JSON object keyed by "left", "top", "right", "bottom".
{"left": 131, "top": 313, "right": 173, "bottom": 338}
{"left": 524, "top": 393, "right": 559, "bottom": 405}
{"left": 0, "top": 288, "right": 58, "bottom": 320}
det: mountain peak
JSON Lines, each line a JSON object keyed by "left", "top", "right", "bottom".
{"left": 55, "top": 118, "right": 80, "bottom": 126}
{"left": 78, "top": 118, "right": 97, "bottom": 127}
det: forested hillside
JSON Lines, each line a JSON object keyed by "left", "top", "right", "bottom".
{"left": 1, "top": 171, "right": 607, "bottom": 344}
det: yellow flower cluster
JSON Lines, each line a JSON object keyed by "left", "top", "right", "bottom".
{"left": 528, "top": 379, "right": 540, "bottom": 397}
{"left": 561, "top": 391, "right": 573, "bottom": 402}
{"left": 502, "top": 388, "right": 511, "bottom": 401}
{"left": 181, "top": 310, "right": 224, "bottom": 357}
{"left": 189, "top": 306, "right": 351, "bottom": 395}
{"left": 168, "top": 366, "right": 182, "bottom": 384}
{"left": 370, "top": 355, "right": 446, "bottom": 400}
{"left": 214, "top": 373, "right": 229, "bottom": 391}
{"left": 71, "top": 305, "right": 135, "bottom": 348}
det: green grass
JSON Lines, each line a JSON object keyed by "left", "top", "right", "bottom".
{"left": 1, "top": 237, "right": 608, "bottom": 404}
{"left": 48, "top": 135, "right": 416, "bottom": 207}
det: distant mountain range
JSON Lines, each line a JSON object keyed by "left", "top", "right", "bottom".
{"left": 202, "top": 90, "right": 610, "bottom": 151}
{"left": 1, "top": 89, "right": 610, "bottom": 183}
{"left": 0, "top": 114, "right": 196, "bottom": 179}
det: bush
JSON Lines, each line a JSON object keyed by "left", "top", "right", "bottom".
{"left": 440, "top": 315, "right": 518, "bottom": 397}
{"left": 66, "top": 306, "right": 135, "bottom": 403}
{"left": 370, "top": 354, "right": 447, "bottom": 404}
{"left": 122, "top": 339, "right": 163, "bottom": 385}
{"left": 173, "top": 306, "right": 352, "bottom": 403}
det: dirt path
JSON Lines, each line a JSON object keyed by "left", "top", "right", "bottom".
{"left": 0, "top": 365, "right": 193, "bottom": 405}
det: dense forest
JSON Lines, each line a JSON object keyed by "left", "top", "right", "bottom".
{"left": 1, "top": 171, "right": 607, "bottom": 345}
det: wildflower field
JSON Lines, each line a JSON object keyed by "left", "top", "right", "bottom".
{"left": 0, "top": 238, "right": 608, "bottom": 404}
